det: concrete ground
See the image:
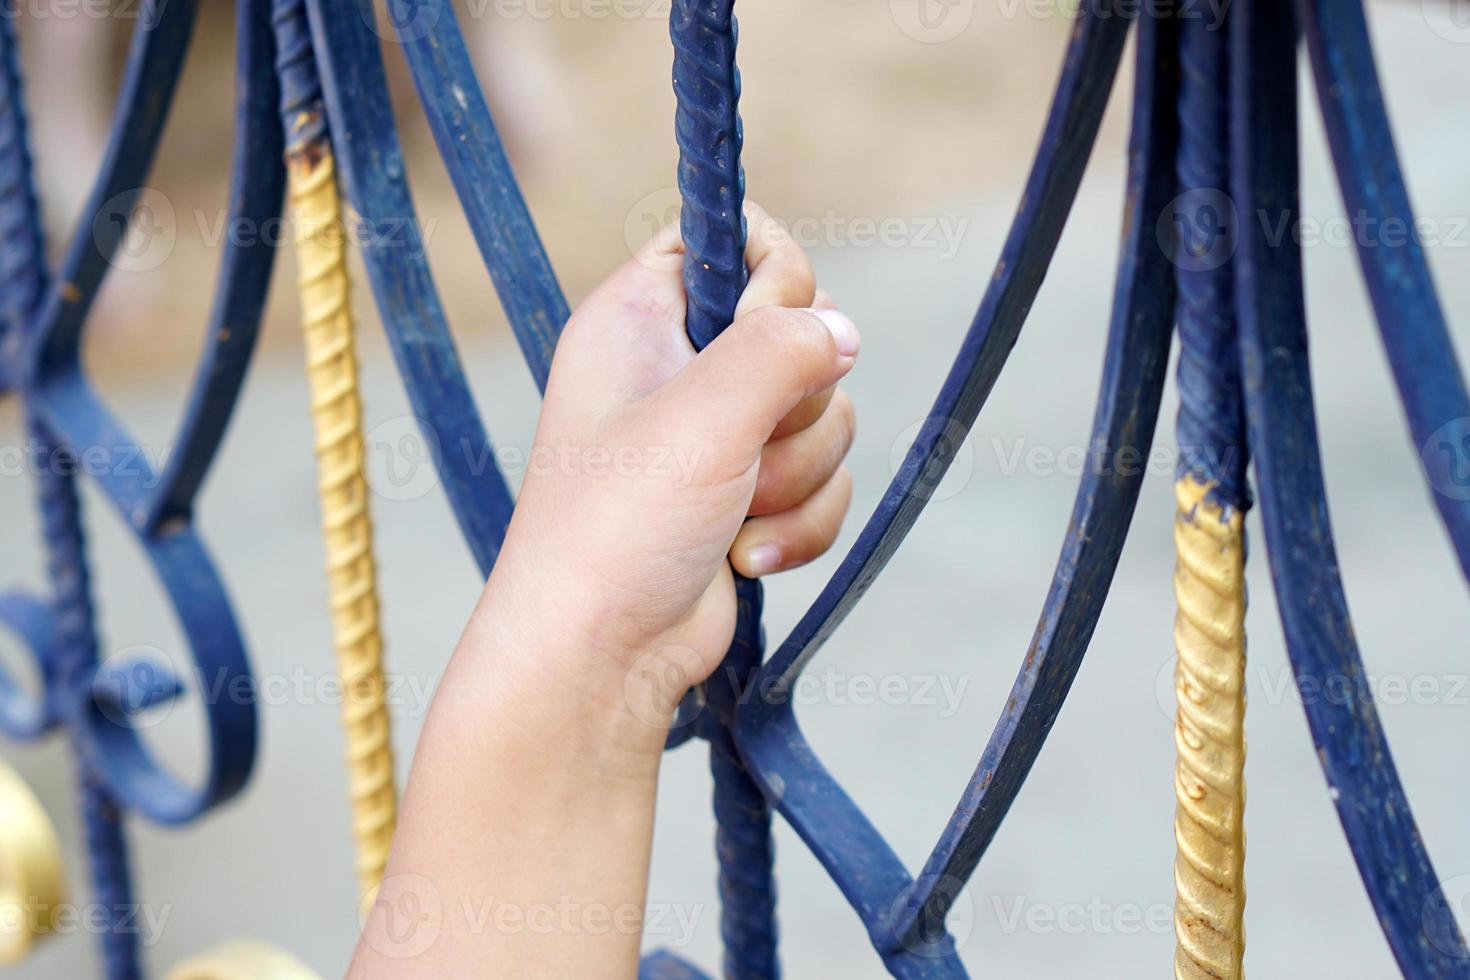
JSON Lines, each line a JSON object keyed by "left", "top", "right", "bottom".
{"left": 3, "top": 5, "right": 1470, "bottom": 978}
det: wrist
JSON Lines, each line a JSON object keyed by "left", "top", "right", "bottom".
{"left": 453, "top": 577, "right": 691, "bottom": 764}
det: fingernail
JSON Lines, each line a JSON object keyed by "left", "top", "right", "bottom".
{"left": 812, "top": 308, "right": 860, "bottom": 357}
{"left": 744, "top": 543, "right": 782, "bottom": 576}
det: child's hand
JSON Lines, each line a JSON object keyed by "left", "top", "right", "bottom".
{"left": 469, "top": 203, "right": 858, "bottom": 739}
{"left": 359, "top": 204, "right": 857, "bottom": 976}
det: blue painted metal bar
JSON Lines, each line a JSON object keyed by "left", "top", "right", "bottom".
{"left": 697, "top": 578, "right": 777, "bottom": 979}
{"left": 0, "top": 5, "right": 43, "bottom": 388}
{"left": 751, "top": 1, "right": 1132, "bottom": 691}
{"left": 1229, "top": 0, "right": 1469, "bottom": 974}
{"left": 23, "top": 0, "right": 201, "bottom": 375}
{"left": 674, "top": 0, "right": 748, "bottom": 351}
{"left": 148, "top": 0, "right": 287, "bottom": 529}
{"left": 0, "top": 7, "right": 56, "bottom": 742}
{"left": 640, "top": 949, "right": 715, "bottom": 980}
{"left": 1295, "top": 0, "right": 1470, "bottom": 583}
{"left": 18, "top": 0, "right": 266, "bottom": 827}
{"left": 671, "top": 2, "right": 778, "bottom": 975}
{"left": 1172, "top": 10, "right": 1248, "bottom": 509}
{"left": 388, "top": 0, "right": 569, "bottom": 390}
{"left": 304, "top": 0, "right": 517, "bottom": 577}
{"left": 888, "top": 10, "right": 1180, "bottom": 958}
{"left": 31, "top": 413, "right": 141, "bottom": 980}
{"left": 732, "top": 8, "right": 1135, "bottom": 975}
{"left": 1, "top": 0, "right": 278, "bottom": 838}
{"left": 0, "top": 11, "right": 140, "bottom": 973}
{"left": 0, "top": 590, "right": 57, "bottom": 739}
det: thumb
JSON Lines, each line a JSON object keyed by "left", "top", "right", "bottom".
{"left": 654, "top": 306, "right": 859, "bottom": 455}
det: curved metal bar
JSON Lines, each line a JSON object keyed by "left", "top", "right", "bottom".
{"left": 389, "top": 0, "right": 569, "bottom": 390}
{"left": 24, "top": 372, "right": 258, "bottom": 826}
{"left": 0, "top": 590, "right": 58, "bottom": 740}
{"left": 1230, "top": 1, "right": 1469, "bottom": 974}
{"left": 304, "top": 0, "right": 517, "bottom": 577}
{"left": 754, "top": 4, "right": 1132, "bottom": 691}
{"left": 639, "top": 950, "right": 714, "bottom": 980}
{"left": 1294, "top": 0, "right": 1470, "bottom": 583}
{"left": 23, "top": 0, "right": 201, "bottom": 375}
{"left": 890, "top": 5, "right": 1179, "bottom": 951}
{"left": 671, "top": 1, "right": 778, "bottom": 974}
{"left": 732, "top": 7, "right": 1138, "bottom": 975}
{"left": 0, "top": 0, "right": 264, "bottom": 827}
{"left": 147, "top": 0, "right": 288, "bottom": 529}
{"left": 2, "top": 11, "right": 142, "bottom": 972}
{"left": 29, "top": 412, "right": 141, "bottom": 979}
{"left": 0, "top": 7, "right": 56, "bottom": 744}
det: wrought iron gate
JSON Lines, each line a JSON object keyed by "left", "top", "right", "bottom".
{"left": 0, "top": 0, "right": 1467, "bottom": 977}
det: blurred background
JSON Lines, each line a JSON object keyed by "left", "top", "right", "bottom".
{"left": 2, "top": 0, "right": 1470, "bottom": 976}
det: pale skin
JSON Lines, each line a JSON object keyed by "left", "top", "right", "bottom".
{"left": 349, "top": 203, "right": 859, "bottom": 978}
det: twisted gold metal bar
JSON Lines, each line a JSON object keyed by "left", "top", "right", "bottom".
{"left": 166, "top": 940, "right": 319, "bottom": 980}
{"left": 287, "top": 127, "right": 397, "bottom": 901}
{"left": 1172, "top": 475, "right": 1246, "bottom": 980}
{"left": 0, "top": 758, "right": 64, "bottom": 962}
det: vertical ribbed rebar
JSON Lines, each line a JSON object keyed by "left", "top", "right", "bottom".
{"left": 672, "top": 2, "right": 778, "bottom": 975}
{"left": 700, "top": 577, "right": 777, "bottom": 980}
{"left": 1, "top": 8, "right": 141, "bottom": 977}
{"left": 1172, "top": 12, "right": 1249, "bottom": 980}
{"left": 0, "top": 5, "right": 46, "bottom": 351}
{"left": 673, "top": 0, "right": 748, "bottom": 350}
{"left": 32, "top": 416, "right": 142, "bottom": 980}
{"left": 272, "top": 0, "right": 397, "bottom": 902}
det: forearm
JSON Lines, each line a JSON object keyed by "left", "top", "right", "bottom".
{"left": 348, "top": 205, "right": 857, "bottom": 976}
{"left": 349, "top": 580, "right": 670, "bottom": 978}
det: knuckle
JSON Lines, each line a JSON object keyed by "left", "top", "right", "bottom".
{"left": 739, "top": 307, "right": 820, "bottom": 361}
{"left": 782, "top": 249, "right": 817, "bottom": 298}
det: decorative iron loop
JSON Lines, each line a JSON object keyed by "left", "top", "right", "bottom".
{"left": 32, "top": 416, "right": 141, "bottom": 980}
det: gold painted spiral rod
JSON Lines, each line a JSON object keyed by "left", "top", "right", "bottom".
{"left": 0, "top": 758, "right": 64, "bottom": 963}
{"left": 287, "top": 132, "right": 397, "bottom": 901}
{"left": 1172, "top": 476, "right": 1247, "bottom": 980}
